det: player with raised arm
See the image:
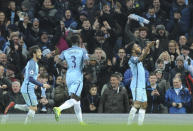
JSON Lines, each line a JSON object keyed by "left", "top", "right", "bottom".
{"left": 4, "top": 45, "right": 50, "bottom": 124}
{"left": 53, "top": 34, "right": 89, "bottom": 125}
{"left": 128, "top": 41, "right": 154, "bottom": 125}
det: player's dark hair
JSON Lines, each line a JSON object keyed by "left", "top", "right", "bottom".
{"left": 29, "top": 45, "right": 40, "bottom": 59}
{"left": 70, "top": 34, "right": 80, "bottom": 45}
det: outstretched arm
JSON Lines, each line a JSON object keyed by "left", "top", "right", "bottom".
{"left": 138, "top": 41, "right": 155, "bottom": 61}
{"left": 29, "top": 77, "right": 43, "bottom": 87}
{"left": 29, "top": 77, "right": 50, "bottom": 89}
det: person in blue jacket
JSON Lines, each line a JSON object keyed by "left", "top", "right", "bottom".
{"left": 165, "top": 77, "right": 192, "bottom": 114}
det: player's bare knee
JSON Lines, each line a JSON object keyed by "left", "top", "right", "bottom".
{"left": 133, "top": 101, "right": 141, "bottom": 109}
{"left": 141, "top": 102, "right": 148, "bottom": 109}
{"left": 29, "top": 106, "right": 37, "bottom": 112}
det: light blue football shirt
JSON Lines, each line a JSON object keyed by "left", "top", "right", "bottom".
{"left": 59, "top": 45, "right": 89, "bottom": 73}
{"left": 21, "top": 59, "right": 39, "bottom": 93}
{"left": 129, "top": 56, "right": 147, "bottom": 102}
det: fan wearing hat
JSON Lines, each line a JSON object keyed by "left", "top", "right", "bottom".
{"left": 128, "top": 41, "right": 154, "bottom": 125}
{"left": 170, "top": 55, "right": 189, "bottom": 86}
{"left": 77, "top": 11, "right": 88, "bottom": 29}
{"left": 153, "top": 24, "right": 169, "bottom": 56}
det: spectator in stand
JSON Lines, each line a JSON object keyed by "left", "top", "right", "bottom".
{"left": 25, "top": 18, "right": 41, "bottom": 48}
{"left": 166, "top": 0, "right": 191, "bottom": 40}
{"left": 100, "top": 3, "right": 122, "bottom": 55}
{"left": 178, "top": 35, "right": 188, "bottom": 49}
{"left": 53, "top": 20, "right": 69, "bottom": 54}
{"left": 170, "top": 55, "right": 189, "bottom": 86}
{"left": 36, "top": 72, "right": 54, "bottom": 113}
{"left": 40, "top": 48, "right": 57, "bottom": 76}
{"left": 98, "top": 74, "right": 128, "bottom": 113}
{"left": 101, "top": 72, "right": 125, "bottom": 96}
{"left": 97, "top": 58, "right": 115, "bottom": 94}
{"left": 80, "top": 19, "right": 95, "bottom": 54}
{"left": 81, "top": 84, "right": 100, "bottom": 113}
{"left": 0, "top": 52, "right": 8, "bottom": 67}
{"left": 20, "top": 0, "right": 35, "bottom": 20}
{"left": 55, "top": 0, "right": 69, "bottom": 19}
{"left": 165, "top": 77, "right": 192, "bottom": 114}
{"left": 0, "top": 64, "right": 12, "bottom": 113}
{"left": 112, "top": 48, "right": 129, "bottom": 74}
{"left": 113, "top": 1, "right": 128, "bottom": 51}
{"left": 37, "top": 31, "right": 53, "bottom": 50}
{"left": 7, "top": 35, "right": 27, "bottom": 75}
{"left": 94, "top": 30, "right": 112, "bottom": 59}
{"left": 4, "top": 32, "right": 28, "bottom": 58}
{"left": 167, "top": 40, "right": 181, "bottom": 61}
{"left": 37, "top": 0, "right": 60, "bottom": 34}
{"left": 181, "top": 45, "right": 193, "bottom": 99}
{"left": 152, "top": 0, "right": 168, "bottom": 25}
{"left": 83, "top": 0, "right": 99, "bottom": 24}
{"left": 0, "top": 11, "right": 8, "bottom": 38}
{"left": 144, "top": 5, "right": 161, "bottom": 27}
{"left": 18, "top": 12, "right": 31, "bottom": 36}
{"left": 146, "top": 72, "right": 166, "bottom": 113}
{"left": 155, "top": 69, "right": 170, "bottom": 95}
{"left": 124, "top": 0, "right": 146, "bottom": 16}
{"left": 0, "top": 29, "right": 6, "bottom": 52}
{"left": 4, "top": 80, "right": 26, "bottom": 114}
{"left": 142, "top": 45, "right": 156, "bottom": 72}
{"left": 84, "top": 55, "right": 99, "bottom": 86}
{"left": 153, "top": 25, "right": 170, "bottom": 58}
{"left": 124, "top": 18, "right": 140, "bottom": 48}
{"left": 64, "top": 9, "right": 77, "bottom": 29}
{"left": 181, "top": 45, "right": 193, "bottom": 78}
{"left": 68, "top": 0, "right": 82, "bottom": 20}
{"left": 77, "top": 11, "right": 88, "bottom": 29}
{"left": 0, "top": 64, "right": 12, "bottom": 92}
{"left": 93, "top": 47, "right": 106, "bottom": 66}
{"left": 6, "top": 64, "right": 17, "bottom": 82}
{"left": 155, "top": 58, "right": 170, "bottom": 81}
{"left": 5, "top": 1, "right": 19, "bottom": 25}
{"left": 53, "top": 75, "right": 69, "bottom": 107}
{"left": 124, "top": 17, "right": 150, "bottom": 49}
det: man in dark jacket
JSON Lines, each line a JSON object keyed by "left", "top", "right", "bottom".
{"left": 98, "top": 74, "right": 129, "bottom": 113}
{"left": 146, "top": 72, "right": 165, "bottom": 113}
{"left": 4, "top": 80, "right": 26, "bottom": 114}
{"left": 0, "top": 64, "right": 12, "bottom": 113}
{"left": 170, "top": 55, "right": 188, "bottom": 86}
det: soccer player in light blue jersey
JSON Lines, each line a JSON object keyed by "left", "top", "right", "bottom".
{"left": 128, "top": 41, "right": 154, "bottom": 125}
{"left": 53, "top": 34, "right": 89, "bottom": 125}
{"left": 4, "top": 45, "right": 50, "bottom": 124}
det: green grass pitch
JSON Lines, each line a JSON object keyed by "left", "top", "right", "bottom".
{"left": 0, "top": 124, "right": 193, "bottom": 131}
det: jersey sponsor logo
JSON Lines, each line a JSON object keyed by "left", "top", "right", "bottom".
{"left": 30, "top": 70, "right": 34, "bottom": 75}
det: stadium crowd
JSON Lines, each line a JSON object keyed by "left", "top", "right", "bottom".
{"left": 0, "top": 0, "right": 193, "bottom": 114}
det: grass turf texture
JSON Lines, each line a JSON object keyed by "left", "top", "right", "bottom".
{"left": 0, "top": 124, "right": 193, "bottom": 131}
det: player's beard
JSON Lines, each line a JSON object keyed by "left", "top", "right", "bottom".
{"left": 37, "top": 55, "right": 41, "bottom": 60}
{"left": 135, "top": 49, "right": 141, "bottom": 56}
